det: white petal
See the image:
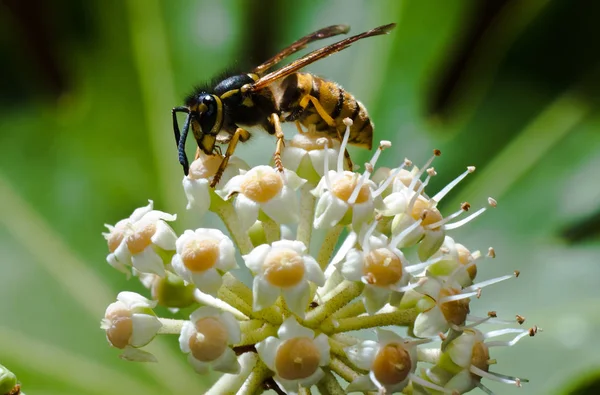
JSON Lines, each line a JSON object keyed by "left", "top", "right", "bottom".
{"left": 283, "top": 169, "right": 307, "bottom": 190}
{"left": 413, "top": 307, "right": 448, "bottom": 338}
{"left": 131, "top": 246, "right": 165, "bottom": 276}
{"left": 280, "top": 146, "right": 306, "bottom": 172}
{"left": 277, "top": 316, "right": 314, "bottom": 340}
{"left": 119, "top": 346, "right": 157, "bottom": 362}
{"left": 211, "top": 347, "right": 240, "bottom": 374}
{"left": 362, "top": 285, "right": 391, "bottom": 314}
{"left": 382, "top": 192, "right": 408, "bottom": 216}
{"left": 313, "top": 192, "right": 348, "bottom": 229}
{"left": 313, "top": 334, "right": 330, "bottom": 366}
{"left": 352, "top": 200, "right": 375, "bottom": 230}
{"left": 340, "top": 249, "right": 365, "bottom": 281}
{"left": 219, "top": 311, "right": 242, "bottom": 344}
{"left": 107, "top": 253, "right": 131, "bottom": 276}
{"left": 303, "top": 256, "right": 325, "bottom": 286}
{"left": 113, "top": 240, "right": 132, "bottom": 266}
{"left": 418, "top": 229, "right": 445, "bottom": 261}
{"left": 190, "top": 269, "right": 223, "bottom": 296}
{"left": 217, "top": 236, "right": 237, "bottom": 271}
{"left": 129, "top": 200, "right": 154, "bottom": 221}
{"left": 243, "top": 244, "right": 271, "bottom": 273}
{"left": 234, "top": 195, "right": 260, "bottom": 231}
{"left": 271, "top": 239, "right": 306, "bottom": 254}
{"left": 261, "top": 186, "right": 299, "bottom": 225}
{"left": 189, "top": 306, "right": 222, "bottom": 323}
{"left": 282, "top": 281, "right": 310, "bottom": 318}
{"left": 256, "top": 336, "right": 281, "bottom": 371}
{"left": 376, "top": 329, "right": 404, "bottom": 345}
{"left": 182, "top": 177, "right": 211, "bottom": 213}
{"left": 253, "top": 275, "right": 280, "bottom": 311}
{"left": 345, "top": 340, "right": 378, "bottom": 370}
{"left": 117, "top": 292, "right": 156, "bottom": 310}
{"left": 330, "top": 231, "right": 357, "bottom": 266}
{"left": 151, "top": 221, "right": 177, "bottom": 251}
{"left": 179, "top": 321, "right": 196, "bottom": 353}
{"left": 187, "top": 354, "right": 210, "bottom": 375}
{"left": 130, "top": 313, "right": 162, "bottom": 347}
{"left": 220, "top": 174, "right": 245, "bottom": 197}
{"left": 171, "top": 254, "right": 193, "bottom": 284}
{"left": 140, "top": 210, "right": 177, "bottom": 223}
{"left": 347, "top": 374, "right": 377, "bottom": 392}
{"left": 308, "top": 147, "right": 338, "bottom": 177}
{"left": 278, "top": 367, "right": 324, "bottom": 394}
{"left": 175, "top": 230, "right": 195, "bottom": 252}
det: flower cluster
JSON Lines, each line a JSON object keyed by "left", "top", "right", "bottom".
{"left": 101, "top": 119, "right": 537, "bottom": 394}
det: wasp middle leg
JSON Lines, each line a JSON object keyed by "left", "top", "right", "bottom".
{"left": 212, "top": 128, "right": 251, "bottom": 188}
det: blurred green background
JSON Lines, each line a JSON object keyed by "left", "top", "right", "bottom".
{"left": 1, "top": 0, "right": 599, "bottom": 394}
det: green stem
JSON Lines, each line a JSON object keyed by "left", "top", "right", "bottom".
{"left": 329, "top": 358, "right": 360, "bottom": 384}
{"left": 304, "top": 281, "right": 363, "bottom": 328}
{"left": 320, "top": 307, "right": 417, "bottom": 334}
{"left": 213, "top": 198, "right": 254, "bottom": 255}
{"left": 237, "top": 360, "right": 271, "bottom": 395}
{"left": 217, "top": 287, "right": 254, "bottom": 318}
{"left": 331, "top": 299, "right": 365, "bottom": 319}
{"left": 297, "top": 184, "right": 316, "bottom": 247}
{"left": 316, "top": 224, "right": 345, "bottom": 270}
{"left": 316, "top": 370, "right": 345, "bottom": 395}
{"left": 156, "top": 318, "right": 185, "bottom": 335}
{"left": 261, "top": 217, "right": 281, "bottom": 244}
{"left": 237, "top": 324, "right": 278, "bottom": 347}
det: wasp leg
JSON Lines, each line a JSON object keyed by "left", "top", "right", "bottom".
{"left": 298, "top": 95, "right": 336, "bottom": 127}
{"left": 212, "top": 128, "right": 251, "bottom": 188}
{"left": 269, "top": 113, "right": 285, "bottom": 173}
{"left": 295, "top": 121, "right": 305, "bottom": 135}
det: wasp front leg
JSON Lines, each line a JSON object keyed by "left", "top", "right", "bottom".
{"left": 269, "top": 113, "right": 285, "bottom": 173}
{"left": 211, "top": 128, "right": 251, "bottom": 188}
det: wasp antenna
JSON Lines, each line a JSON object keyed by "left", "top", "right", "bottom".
{"left": 375, "top": 23, "right": 396, "bottom": 34}
{"left": 172, "top": 106, "right": 190, "bottom": 147}
{"left": 178, "top": 113, "right": 192, "bottom": 175}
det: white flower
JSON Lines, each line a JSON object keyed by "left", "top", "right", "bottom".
{"left": 221, "top": 166, "right": 305, "bottom": 231}
{"left": 101, "top": 292, "right": 162, "bottom": 362}
{"left": 103, "top": 201, "right": 177, "bottom": 276}
{"left": 336, "top": 222, "right": 426, "bottom": 314}
{"left": 182, "top": 152, "right": 249, "bottom": 214}
{"left": 281, "top": 131, "right": 340, "bottom": 183}
{"left": 256, "top": 317, "right": 330, "bottom": 395}
{"left": 243, "top": 240, "right": 324, "bottom": 318}
{"left": 345, "top": 329, "right": 423, "bottom": 394}
{"left": 179, "top": 306, "right": 241, "bottom": 374}
{"left": 427, "top": 236, "right": 478, "bottom": 287}
{"left": 171, "top": 228, "right": 237, "bottom": 296}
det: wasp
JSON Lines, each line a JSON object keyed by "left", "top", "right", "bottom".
{"left": 172, "top": 23, "right": 396, "bottom": 186}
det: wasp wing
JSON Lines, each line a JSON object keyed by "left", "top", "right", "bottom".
{"left": 252, "top": 24, "right": 350, "bottom": 76}
{"left": 249, "top": 23, "right": 396, "bottom": 92}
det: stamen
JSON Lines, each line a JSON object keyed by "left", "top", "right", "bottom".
{"left": 362, "top": 219, "right": 380, "bottom": 251}
{"left": 475, "top": 382, "right": 495, "bottom": 395}
{"left": 484, "top": 328, "right": 531, "bottom": 346}
{"left": 408, "top": 150, "right": 440, "bottom": 192}
{"left": 440, "top": 291, "right": 477, "bottom": 303}
{"left": 330, "top": 231, "right": 358, "bottom": 267}
{"left": 372, "top": 162, "right": 407, "bottom": 197}
{"left": 390, "top": 218, "right": 423, "bottom": 248}
{"left": 425, "top": 202, "right": 470, "bottom": 230}
{"left": 471, "top": 365, "right": 528, "bottom": 386}
{"left": 320, "top": 138, "right": 332, "bottom": 190}
{"left": 463, "top": 273, "right": 516, "bottom": 293}
{"left": 404, "top": 255, "right": 444, "bottom": 274}
{"left": 348, "top": 166, "right": 370, "bottom": 205}
{"left": 338, "top": 118, "right": 353, "bottom": 172}
{"left": 443, "top": 207, "right": 487, "bottom": 230}
{"left": 409, "top": 373, "right": 455, "bottom": 394}
{"left": 396, "top": 278, "right": 426, "bottom": 292}
{"left": 431, "top": 166, "right": 475, "bottom": 203}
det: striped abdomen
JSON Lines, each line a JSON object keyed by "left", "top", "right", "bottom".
{"left": 277, "top": 72, "right": 373, "bottom": 150}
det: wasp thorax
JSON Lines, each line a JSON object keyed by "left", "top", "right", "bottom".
{"left": 275, "top": 337, "right": 321, "bottom": 380}
{"left": 104, "top": 305, "right": 133, "bottom": 349}
{"left": 372, "top": 343, "right": 412, "bottom": 385}
{"left": 363, "top": 248, "right": 404, "bottom": 286}
{"left": 331, "top": 173, "right": 371, "bottom": 204}
{"left": 410, "top": 198, "right": 443, "bottom": 229}
{"left": 439, "top": 287, "right": 470, "bottom": 326}
{"left": 180, "top": 238, "right": 220, "bottom": 272}
{"left": 263, "top": 248, "right": 305, "bottom": 288}
{"left": 189, "top": 317, "right": 229, "bottom": 362}
{"left": 240, "top": 168, "right": 283, "bottom": 203}
{"left": 126, "top": 222, "right": 157, "bottom": 254}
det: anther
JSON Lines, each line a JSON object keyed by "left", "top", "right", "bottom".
{"left": 488, "top": 197, "right": 498, "bottom": 207}
{"left": 488, "top": 311, "right": 497, "bottom": 318}
{"left": 487, "top": 247, "right": 496, "bottom": 258}
{"left": 426, "top": 167, "right": 437, "bottom": 176}
{"left": 476, "top": 288, "right": 482, "bottom": 298}
{"left": 404, "top": 158, "right": 412, "bottom": 167}
{"left": 379, "top": 140, "right": 392, "bottom": 150}
{"left": 461, "top": 202, "right": 471, "bottom": 211}
{"left": 343, "top": 117, "right": 353, "bottom": 127}
{"left": 467, "top": 166, "right": 476, "bottom": 173}
{"left": 514, "top": 270, "right": 520, "bottom": 278}
{"left": 516, "top": 315, "right": 525, "bottom": 325}
{"left": 433, "top": 149, "right": 442, "bottom": 156}
{"left": 365, "top": 163, "right": 374, "bottom": 173}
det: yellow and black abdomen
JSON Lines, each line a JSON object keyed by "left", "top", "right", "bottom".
{"left": 278, "top": 72, "right": 373, "bottom": 150}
